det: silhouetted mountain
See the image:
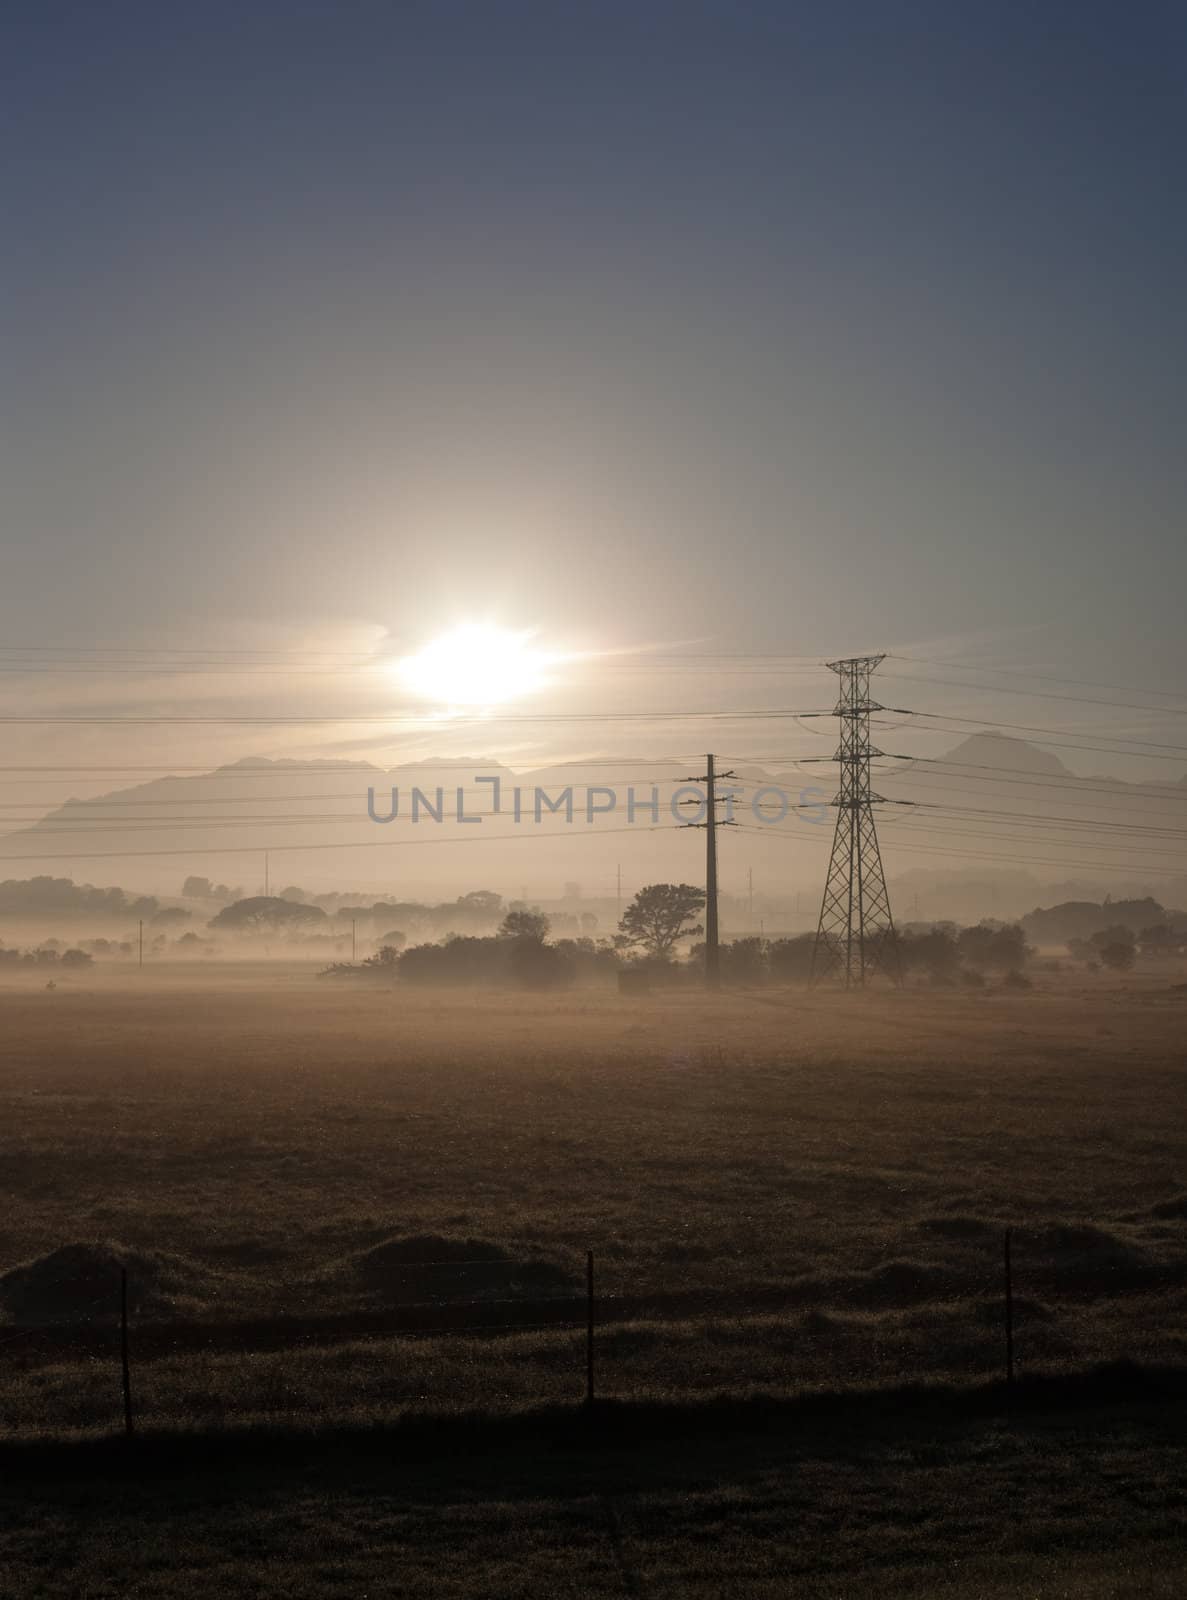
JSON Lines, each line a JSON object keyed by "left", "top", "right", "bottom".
{"left": 0, "top": 738, "right": 1182, "bottom": 911}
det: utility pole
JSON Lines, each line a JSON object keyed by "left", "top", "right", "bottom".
{"left": 681, "top": 754, "right": 737, "bottom": 988}
{"left": 808, "top": 655, "right": 904, "bottom": 988}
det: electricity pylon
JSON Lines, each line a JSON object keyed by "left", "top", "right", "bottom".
{"left": 809, "top": 655, "right": 903, "bottom": 988}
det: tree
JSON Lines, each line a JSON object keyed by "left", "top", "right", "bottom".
{"left": 957, "top": 922, "right": 1031, "bottom": 972}
{"left": 618, "top": 883, "right": 706, "bottom": 959}
{"left": 363, "top": 944, "right": 401, "bottom": 971}
{"left": 1098, "top": 941, "right": 1135, "bottom": 972}
{"left": 1091, "top": 924, "right": 1136, "bottom": 955}
{"left": 208, "top": 896, "right": 328, "bottom": 934}
{"left": 509, "top": 937, "right": 572, "bottom": 988}
{"left": 1139, "top": 924, "right": 1173, "bottom": 956}
{"left": 499, "top": 909, "right": 550, "bottom": 942}
{"left": 457, "top": 890, "right": 503, "bottom": 915}
{"left": 900, "top": 926, "right": 959, "bottom": 981}
{"left": 718, "top": 937, "right": 768, "bottom": 984}
{"left": 767, "top": 934, "right": 815, "bottom": 983}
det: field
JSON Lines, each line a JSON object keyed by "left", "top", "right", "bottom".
{"left": 2, "top": 966, "right": 1186, "bottom": 1594}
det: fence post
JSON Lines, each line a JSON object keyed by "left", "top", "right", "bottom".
{"left": 586, "top": 1250, "right": 595, "bottom": 1406}
{"left": 1004, "top": 1228, "right": 1015, "bottom": 1391}
{"left": 120, "top": 1266, "right": 135, "bottom": 1438}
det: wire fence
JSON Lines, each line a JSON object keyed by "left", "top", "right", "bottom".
{"left": 1, "top": 1230, "right": 1183, "bottom": 1440}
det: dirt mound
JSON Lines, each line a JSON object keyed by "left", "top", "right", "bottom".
{"left": 348, "top": 1235, "right": 575, "bottom": 1304}
{"left": 918, "top": 1216, "right": 995, "bottom": 1241}
{"left": 973, "top": 1294, "right": 1054, "bottom": 1325}
{"left": 1024, "top": 1224, "right": 1157, "bottom": 1295}
{"left": 0, "top": 1241, "right": 184, "bottom": 1324}
{"left": 1030, "top": 1224, "right": 1136, "bottom": 1256}
{"left": 828, "top": 1259, "right": 961, "bottom": 1310}
{"left": 801, "top": 1309, "right": 844, "bottom": 1336}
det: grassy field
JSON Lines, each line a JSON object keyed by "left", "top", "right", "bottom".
{"left": 1, "top": 966, "right": 1185, "bottom": 1593}
{"left": 3, "top": 1384, "right": 1186, "bottom": 1597}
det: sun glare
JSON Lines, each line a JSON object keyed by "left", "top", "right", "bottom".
{"left": 394, "top": 624, "right": 553, "bottom": 707}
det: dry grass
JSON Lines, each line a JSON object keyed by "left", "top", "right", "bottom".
{"left": 2, "top": 966, "right": 1186, "bottom": 1593}
{"left": 1, "top": 969, "right": 1186, "bottom": 1429}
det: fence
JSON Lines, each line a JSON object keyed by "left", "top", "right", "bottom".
{"left": 0, "top": 1229, "right": 1181, "bottom": 1441}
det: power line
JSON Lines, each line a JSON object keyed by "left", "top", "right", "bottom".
{"left": 0, "top": 821, "right": 681, "bottom": 864}
{"left": 899, "top": 712, "right": 1187, "bottom": 761}
{"left": 0, "top": 708, "right": 829, "bottom": 725}
{"left": 911, "top": 758, "right": 1187, "bottom": 803}
{"left": 888, "top": 652, "right": 1187, "bottom": 705}
{"left": 735, "top": 820, "right": 1187, "bottom": 881}
{"left": 881, "top": 669, "right": 1187, "bottom": 719}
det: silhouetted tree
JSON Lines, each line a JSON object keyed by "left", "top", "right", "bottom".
{"left": 767, "top": 934, "right": 815, "bottom": 983}
{"left": 900, "top": 926, "right": 960, "bottom": 981}
{"left": 1091, "top": 925, "right": 1136, "bottom": 955}
{"left": 458, "top": 890, "right": 503, "bottom": 915}
{"left": 499, "top": 909, "right": 550, "bottom": 941}
{"left": 1098, "top": 941, "right": 1135, "bottom": 972}
{"left": 957, "top": 922, "right": 1030, "bottom": 972}
{"left": 618, "top": 884, "right": 705, "bottom": 959}
{"left": 209, "top": 896, "right": 328, "bottom": 934}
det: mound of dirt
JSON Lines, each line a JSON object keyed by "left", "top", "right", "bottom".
{"left": 801, "top": 1309, "right": 844, "bottom": 1336}
{"left": 834, "top": 1259, "right": 961, "bottom": 1310}
{"left": 348, "top": 1235, "right": 575, "bottom": 1304}
{"left": 1025, "top": 1224, "right": 1156, "bottom": 1294}
{"left": 1029, "top": 1224, "right": 1141, "bottom": 1258}
{"left": 973, "top": 1294, "right": 1054, "bottom": 1325}
{"left": 0, "top": 1241, "right": 181, "bottom": 1324}
{"left": 917, "top": 1216, "right": 995, "bottom": 1241}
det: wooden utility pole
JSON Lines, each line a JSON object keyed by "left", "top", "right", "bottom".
{"left": 705, "top": 754, "right": 720, "bottom": 985}
{"left": 681, "top": 755, "right": 736, "bottom": 988}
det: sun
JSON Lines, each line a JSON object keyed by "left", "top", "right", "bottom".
{"left": 394, "top": 624, "right": 553, "bottom": 707}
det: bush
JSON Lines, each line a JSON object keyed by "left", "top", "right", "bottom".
{"left": 1098, "top": 942, "right": 1135, "bottom": 972}
{"left": 957, "top": 922, "right": 1031, "bottom": 972}
{"left": 508, "top": 938, "right": 573, "bottom": 989}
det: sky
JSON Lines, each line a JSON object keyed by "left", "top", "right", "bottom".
{"left": 2, "top": 0, "right": 1187, "bottom": 789}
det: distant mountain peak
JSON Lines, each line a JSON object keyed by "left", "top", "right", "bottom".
{"left": 217, "top": 757, "right": 382, "bottom": 772}
{"left": 938, "top": 732, "right": 1073, "bottom": 778}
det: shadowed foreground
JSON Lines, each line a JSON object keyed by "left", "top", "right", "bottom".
{"left": 3, "top": 1369, "right": 1186, "bottom": 1598}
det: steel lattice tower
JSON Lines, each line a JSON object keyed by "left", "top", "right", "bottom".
{"left": 810, "top": 654, "right": 903, "bottom": 988}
